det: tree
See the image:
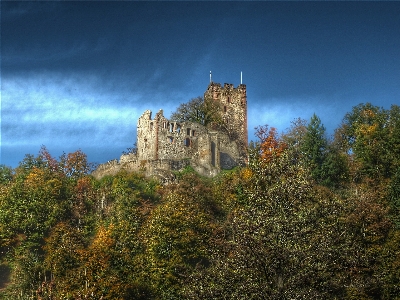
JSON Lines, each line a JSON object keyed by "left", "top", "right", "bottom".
{"left": 255, "top": 125, "right": 287, "bottom": 163}
{"left": 388, "top": 167, "right": 400, "bottom": 228}
{"left": 301, "top": 113, "right": 328, "bottom": 183}
{"left": 170, "top": 96, "right": 224, "bottom": 129}
{"left": 139, "top": 173, "right": 217, "bottom": 298}
{"left": 281, "top": 117, "right": 308, "bottom": 153}
{"left": 0, "top": 165, "right": 13, "bottom": 185}
{"left": 319, "top": 144, "right": 349, "bottom": 188}
{"left": 41, "top": 222, "right": 85, "bottom": 298}
{"left": 60, "top": 149, "right": 96, "bottom": 179}
{"left": 186, "top": 148, "right": 353, "bottom": 299}
{"left": 122, "top": 142, "right": 138, "bottom": 155}
{"left": 342, "top": 103, "right": 400, "bottom": 180}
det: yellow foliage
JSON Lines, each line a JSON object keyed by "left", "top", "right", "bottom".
{"left": 24, "top": 167, "right": 46, "bottom": 189}
{"left": 358, "top": 123, "right": 377, "bottom": 136}
{"left": 240, "top": 168, "right": 253, "bottom": 181}
{"left": 91, "top": 224, "right": 115, "bottom": 251}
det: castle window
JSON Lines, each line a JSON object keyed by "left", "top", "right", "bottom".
{"left": 150, "top": 122, "right": 153, "bottom": 131}
{"left": 224, "top": 106, "right": 227, "bottom": 113}
{"left": 187, "top": 128, "right": 191, "bottom": 135}
{"left": 168, "top": 136, "right": 174, "bottom": 143}
{"left": 184, "top": 138, "right": 191, "bottom": 147}
{"left": 192, "top": 130, "right": 195, "bottom": 136}
{"left": 176, "top": 125, "right": 181, "bottom": 133}
{"left": 169, "top": 123, "right": 174, "bottom": 133}
{"left": 163, "top": 122, "right": 167, "bottom": 129}
{"left": 227, "top": 96, "right": 230, "bottom": 103}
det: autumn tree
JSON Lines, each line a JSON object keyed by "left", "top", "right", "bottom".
{"left": 60, "top": 149, "right": 96, "bottom": 179}
{"left": 340, "top": 103, "right": 397, "bottom": 179}
{"left": 138, "top": 173, "right": 218, "bottom": 298}
{"left": 0, "top": 147, "right": 98, "bottom": 298}
{"left": 186, "top": 146, "right": 354, "bottom": 299}
{"left": 40, "top": 222, "right": 85, "bottom": 298}
{"left": 254, "top": 125, "right": 287, "bottom": 163}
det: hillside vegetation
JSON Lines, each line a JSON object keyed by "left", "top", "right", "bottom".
{"left": 1, "top": 103, "right": 399, "bottom": 299}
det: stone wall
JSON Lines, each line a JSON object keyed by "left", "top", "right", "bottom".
{"left": 92, "top": 82, "right": 248, "bottom": 180}
{"left": 204, "top": 82, "right": 248, "bottom": 164}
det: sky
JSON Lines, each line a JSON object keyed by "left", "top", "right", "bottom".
{"left": 1, "top": 1, "right": 399, "bottom": 168}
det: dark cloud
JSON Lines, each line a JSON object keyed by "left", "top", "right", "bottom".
{"left": 1, "top": 1, "right": 399, "bottom": 167}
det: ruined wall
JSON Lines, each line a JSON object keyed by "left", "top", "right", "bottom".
{"left": 92, "top": 153, "right": 140, "bottom": 179}
{"left": 217, "top": 133, "right": 241, "bottom": 169}
{"left": 137, "top": 110, "right": 158, "bottom": 160}
{"left": 156, "top": 118, "right": 206, "bottom": 161}
{"left": 204, "top": 82, "right": 248, "bottom": 164}
{"left": 93, "top": 82, "right": 248, "bottom": 180}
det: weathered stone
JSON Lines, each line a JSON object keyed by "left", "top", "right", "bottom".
{"left": 92, "top": 82, "right": 248, "bottom": 179}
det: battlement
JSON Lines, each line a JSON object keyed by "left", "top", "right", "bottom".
{"left": 93, "top": 81, "right": 248, "bottom": 180}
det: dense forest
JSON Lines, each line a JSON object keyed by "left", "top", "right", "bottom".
{"left": 1, "top": 102, "right": 399, "bottom": 299}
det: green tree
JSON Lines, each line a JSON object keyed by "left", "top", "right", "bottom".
{"left": 281, "top": 117, "right": 308, "bottom": 155}
{"left": 0, "top": 165, "right": 13, "bottom": 185}
{"left": 301, "top": 113, "right": 328, "bottom": 183}
{"left": 0, "top": 148, "right": 97, "bottom": 298}
{"left": 186, "top": 146, "right": 354, "bottom": 299}
{"left": 41, "top": 222, "right": 85, "bottom": 298}
{"left": 320, "top": 144, "right": 349, "bottom": 188}
{"left": 170, "top": 96, "right": 224, "bottom": 129}
{"left": 342, "top": 103, "right": 400, "bottom": 179}
{"left": 139, "top": 173, "right": 217, "bottom": 299}
{"left": 388, "top": 167, "right": 400, "bottom": 228}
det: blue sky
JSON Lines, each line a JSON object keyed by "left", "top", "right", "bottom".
{"left": 1, "top": 1, "right": 399, "bottom": 168}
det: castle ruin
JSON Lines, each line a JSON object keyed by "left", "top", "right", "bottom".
{"left": 92, "top": 82, "right": 248, "bottom": 180}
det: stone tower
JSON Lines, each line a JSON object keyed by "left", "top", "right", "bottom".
{"left": 204, "top": 82, "right": 248, "bottom": 162}
{"left": 93, "top": 81, "right": 248, "bottom": 180}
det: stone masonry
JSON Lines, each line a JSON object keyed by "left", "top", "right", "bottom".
{"left": 92, "top": 82, "right": 248, "bottom": 180}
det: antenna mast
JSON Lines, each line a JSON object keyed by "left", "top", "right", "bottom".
{"left": 210, "top": 71, "right": 212, "bottom": 83}
{"left": 241, "top": 71, "right": 242, "bottom": 84}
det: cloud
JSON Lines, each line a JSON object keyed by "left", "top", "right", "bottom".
{"left": 1, "top": 69, "right": 202, "bottom": 166}
{"left": 2, "top": 2, "right": 58, "bottom": 20}
{"left": 1, "top": 72, "right": 146, "bottom": 148}
{"left": 247, "top": 95, "right": 346, "bottom": 141}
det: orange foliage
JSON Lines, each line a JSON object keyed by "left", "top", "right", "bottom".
{"left": 255, "top": 125, "right": 287, "bottom": 162}
{"left": 39, "top": 146, "right": 59, "bottom": 173}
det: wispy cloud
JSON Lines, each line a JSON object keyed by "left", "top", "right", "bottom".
{"left": 2, "top": 2, "right": 58, "bottom": 20}
{"left": 1, "top": 72, "right": 147, "bottom": 148}
{"left": 247, "top": 95, "right": 345, "bottom": 141}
